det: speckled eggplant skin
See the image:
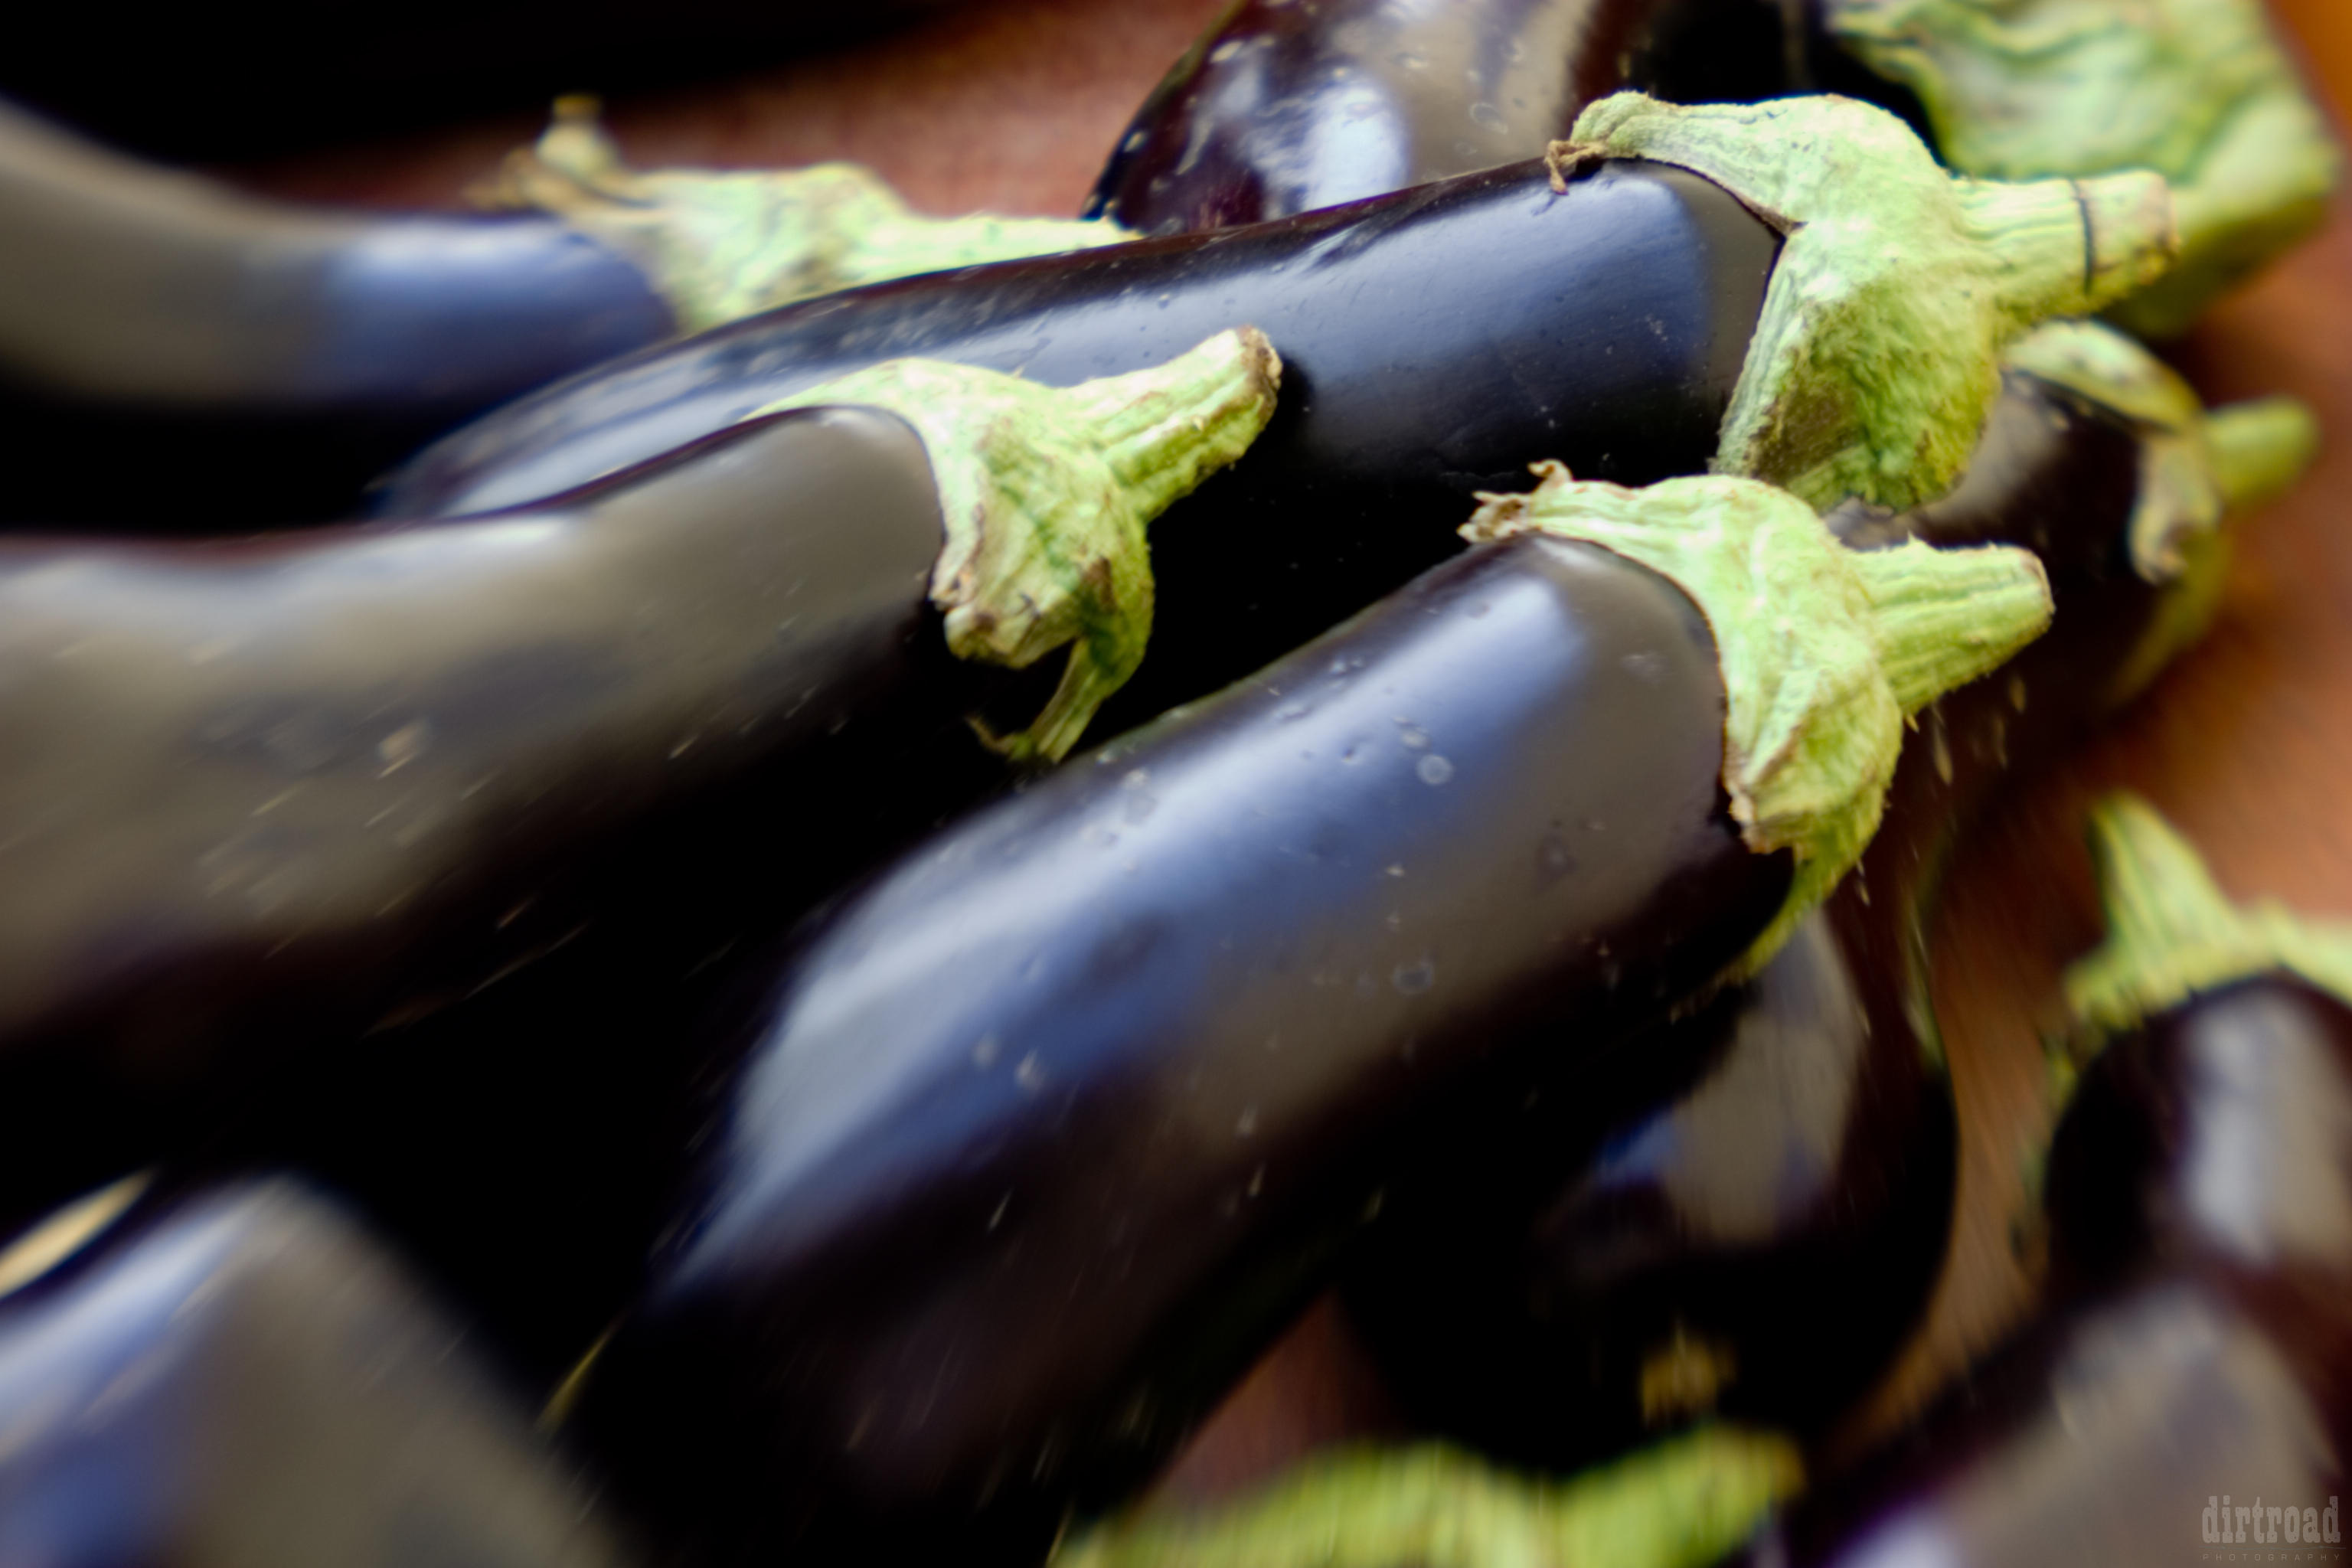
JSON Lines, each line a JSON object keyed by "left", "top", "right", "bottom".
{"left": 0, "top": 406, "right": 1018, "bottom": 1245}
{"left": 1738, "top": 978, "right": 2352, "bottom": 1568}
{"left": 0, "top": 99, "right": 674, "bottom": 531}
{"left": 1085, "top": 0, "right": 1921, "bottom": 234}
{"left": 0, "top": 1180, "right": 635, "bottom": 1567}
{"left": 377, "top": 158, "right": 1778, "bottom": 731}
{"left": 568, "top": 533, "right": 1793, "bottom": 1565}
{"left": 1342, "top": 371, "right": 2172, "bottom": 1463}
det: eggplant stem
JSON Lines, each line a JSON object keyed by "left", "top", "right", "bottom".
{"left": 1560, "top": 93, "right": 2174, "bottom": 514}
{"left": 2064, "top": 793, "right": 2352, "bottom": 1042}
{"left": 1463, "top": 463, "right": 2049, "bottom": 978}
{"left": 1050, "top": 1426, "right": 1800, "bottom": 1568}
{"left": 1822, "top": 0, "right": 2341, "bottom": 339}
{"left": 753, "top": 330, "right": 1282, "bottom": 761}
{"left": 473, "top": 98, "right": 1132, "bottom": 333}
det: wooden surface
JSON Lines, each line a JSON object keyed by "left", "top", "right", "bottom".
{"left": 237, "top": 0, "right": 2352, "bottom": 1515}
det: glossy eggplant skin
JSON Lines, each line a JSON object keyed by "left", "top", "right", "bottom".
{"left": 570, "top": 533, "right": 1793, "bottom": 1564}
{"left": 1342, "top": 371, "right": 2170, "bottom": 1462}
{"left": 0, "top": 406, "right": 1018, "bottom": 1246}
{"left": 378, "top": 158, "right": 1777, "bottom": 731}
{"left": 0, "top": 1179, "right": 635, "bottom": 1566}
{"left": 1739, "top": 978, "right": 2352, "bottom": 1568}
{"left": 1085, "top": 0, "right": 1923, "bottom": 233}
{"left": 0, "top": 100, "right": 674, "bottom": 531}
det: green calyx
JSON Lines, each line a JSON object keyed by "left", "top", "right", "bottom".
{"left": 1465, "top": 463, "right": 2050, "bottom": 977}
{"left": 475, "top": 98, "right": 1132, "bottom": 332}
{"left": 2064, "top": 794, "right": 2352, "bottom": 1044}
{"left": 1551, "top": 93, "right": 2174, "bottom": 514}
{"left": 1822, "top": 0, "right": 2341, "bottom": 338}
{"left": 1998, "top": 320, "right": 2318, "bottom": 706}
{"left": 756, "top": 329, "right": 1282, "bottom": 763}
{"left": 1050, "top": 1426, "right": 1801, "bottom": 1568}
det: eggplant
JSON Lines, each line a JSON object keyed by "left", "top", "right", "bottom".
{"left": 1726, "top": 797, "right": 2352, "bottom": 1567}
{"left": 379, "top": 94, "right": 2168, "bottom": 740}
{"left": 1083, "top": 0, "right": 1920, "bottom": 233}
{"left": 0, "top": 336, "right": 1272, "bottom": 1249}
{"left": 0, "top": 98, "right": 670, "bottom": 530}
{"left": 1089, "top": 0, "right": 2331, "bottom": 336}
{"left": 381, "top": 152, "right": 1775, "bottom": 746}
{"left": 0, "top": 1176, "right": 636, "bottom": 1565}
{"left": 557, "top": 472, "right": 2051, "bottom": 1563}
{"left": 1340, "top": 328, "right": 2320, "bottom": 1464}
{"left": 0, "top": 96, "right": 1119, "bottom": 531}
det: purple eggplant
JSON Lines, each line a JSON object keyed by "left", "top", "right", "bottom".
{"left": 553, "top": 466, "right": 2051, "bottom": 1563}
{"left": 378, "top": 98, "right": 2170, "bottom": 746}
{"left": 1729, "top": 797, "right": 2352, "bottom": 1567}
{"left": 0, "top": 337, "right": 1271, "bottom": 1308}
{"left": 0, "top": 98, "right": 678, "bottom": 530}
{"left": 1340, "top": 335, "right": 2318, "bottom": 1463}
{"left": 1085, "top": 0, "right": 1919, "bottom": 233}
{"left": 0, "top": 1176, "right": 635, "bottom": 1566}
{"left": 376, "top": 152, "right": 1772, "bottom": 740}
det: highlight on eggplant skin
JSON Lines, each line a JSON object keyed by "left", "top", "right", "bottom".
{"left": 1337, "top": 362, "right": 2177, "bottom": 1469}
{"left": 0, "top": 97, "right": 683, "bottom": 531}
{"left": 374, "top": 153, "right": 1777, "bottom": 734}
{"left": 0, "top": 405, "right": 1000, "bottom": 1264}
{"left": 1727, "top": 803, "right": 2352, "bottom": 1568}
{"left": 0, "top": 1177, "right": 636, "bottom": 1566}
{"left": 566, "top": 530, "right": 1795, "bottom": 1566}
{"left": 1085, "top": 0, "right": 1927, "bottom": 233}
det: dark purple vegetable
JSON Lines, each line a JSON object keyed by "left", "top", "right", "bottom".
{"left": 0, "top": 97, "right": 672, "bottom": 531}
{"left": 1085, "top": 0, "right": 1920, "bottom": 233}
{"left": 554, "top": 475, "right": 2048, "bottom": 1563}
{"left": 0, "top": 1176, "right": 638, "bottom": 1565}
{"left": 0, "top": 333, "right": 1271, "bottom": 1377}
{"left": 0, "top": 399, "right": 1062, "bottom": 1246}
{"left": 571, "top": 531, "right": 1785, "bottom": 1564}
{"left": 1728, "top": 801, "right": 2352, "bottom": 1567}
{"left": 1338, "top": 359, "right": 2205, "bottom": 1464}
{"left": 376, "top": 155, "right": 1778, "bottom": 730}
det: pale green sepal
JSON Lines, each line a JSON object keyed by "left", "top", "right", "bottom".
{"left": 2064, "top": 793, "right": 2352, "bottom": 1047}
{"left": 1821, "top": 0, "right": 2341, "bottom": 338}
{"left": 1464, "top": 464, "right": 2050, "bottom": 976}
{"left": 2002, "top": 321, "right": 2318, "bottom": 581}
{"left": 2206, "top": 397, "right": 2323, "bottom": 516}
{"left": 475, "top": 99, "right": 1132, "bottom": 332}
{"left": 756, "top": 329, "right": 1282, "bottom": 762}
{"left": 1552, "top": 94, "right": 2174, "bottom": 514}
{"left": 1049, "top": 1426, "right": 1801, "bottom": 1568}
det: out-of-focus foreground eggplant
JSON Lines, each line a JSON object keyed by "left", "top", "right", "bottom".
{"left": 1089, "top": 0, "right": 2334, "bottom": 335}
{"left": 0, "top": 1176, "right": 635, "bottom": 1566}
{"left": 1343, "top": 326, "right": 2319, "bottom": 1465}
{"left": 381, "top": 93, "right": 2171, "bottom": 742}
{"left": 556, "top": 466, "right": 2053, "bottom": 1563}
{"left": 1725, "top": 798, "right": 2352, "bottom": 1567}
{"left": 0, "top": 337, "right": 1274, "bottom": 1303}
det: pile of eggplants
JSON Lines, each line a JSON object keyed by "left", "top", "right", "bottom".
{"left": 0, "top": 0, "right": 2338, "bottom": 1565}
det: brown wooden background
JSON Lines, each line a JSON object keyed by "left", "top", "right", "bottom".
{"left": 233, "top": 0, "right": 2352, "bottom": 1512}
